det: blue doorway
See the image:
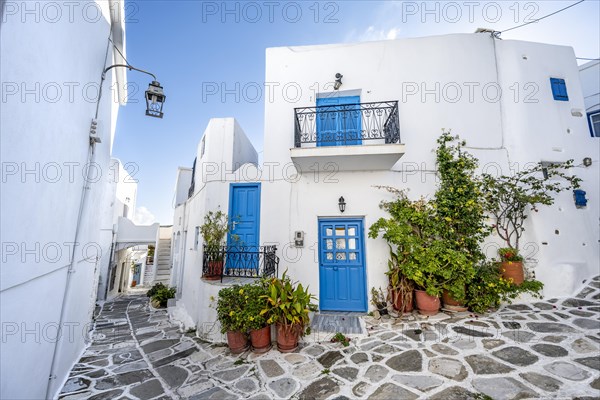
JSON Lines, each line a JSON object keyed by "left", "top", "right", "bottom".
{"left": 227, "top": 183, "right": 261, "bottom": 273}
{"left": 316, "top": 96, "right": 362, "bottom": 146}
{"left": 318, "top": 218, "right": 367, "bottom": 312}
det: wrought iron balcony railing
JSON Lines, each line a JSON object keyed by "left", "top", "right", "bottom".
{"left": 294, "top": 101, "right": 400, "bottom": 147}
{"left": 202, "top": 245, "right": 279, "bottom": 282}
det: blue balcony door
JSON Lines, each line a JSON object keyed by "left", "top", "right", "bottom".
{"left": 227, "top": 183, "right": 261, "bottom": 273}
{"left": 316, "top": 96, "right": 362, "bottom": 146}
{"left": 319, "top": 218, "right": 367, "bottom": 312}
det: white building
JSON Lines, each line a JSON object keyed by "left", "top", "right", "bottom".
{"left": 579, "top": 60, "right": 600, "bottom": 137}
{"left": 0, "top": 1, "right": 153, "bottom": 398}
{"left": 101, "top": 159, "right": 160, "bottom": 301}
{"left": 170, "top": 33, "right": 599, "bottom": 341}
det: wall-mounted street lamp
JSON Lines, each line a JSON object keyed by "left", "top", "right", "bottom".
{"left": 583, "top": 157, "right": 592, "bottom": 167}
{"left": 338, "top": 196, "right": 346, "bottom": 213}
{"left": 102, "top": 64, "right": 166, "bottom": 118}
{"left": 334, "top": 73, "right": 343, "bottom": 90}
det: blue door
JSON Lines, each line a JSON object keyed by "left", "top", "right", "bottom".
{"left": 319, "top": 218, "right": 367, "bottom": 311}
{"left": 227, "top": 183, "right": 261, "bottom": 273}
{"left": 316, "top": 96, "right": 362, "bottom": 146}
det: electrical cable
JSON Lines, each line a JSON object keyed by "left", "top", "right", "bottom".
{"left": 498, "top": 0, "right": 586, "bottom": 34}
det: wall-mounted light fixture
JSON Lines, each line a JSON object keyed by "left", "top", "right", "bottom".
{"left": 338, "top": 196, "right": 346, "bottom": 213}
{"left": 583, "top": 157, "right": 592, "bottom": 167}
{"left": 102, "top": 64, "right": 165, "bottom": 118}
{"left": 334, "top": 73, "right": 343, "bottom": 90}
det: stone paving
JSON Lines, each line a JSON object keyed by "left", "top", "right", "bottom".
{"left": 60, "top": 277, "right": 600, "bottom": 399}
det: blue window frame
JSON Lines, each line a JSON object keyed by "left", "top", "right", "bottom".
{"left": 587, "top": 111, "right": 600, "bottom": 137}
{"left": 550, "top": 78, "right": 568, "bottom": 101}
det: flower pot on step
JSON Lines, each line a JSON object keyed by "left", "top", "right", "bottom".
{"left": 226, "top": 331, "right": 249, "bottom": 354}
{"left": 391, "top": 289, "right": 414, "bottom": 313}
{"left": 500, "top": 261, "right": 524, "bottom": 285}
{"left": 415, "top": 290, "right": 440, "bottom": 316}
{"left": 276, "top": 323, "right": 299, "bottom": 353}
{"left": 442, "top": 290, "right": 468, "bottom": 312}
{"left": 250, "top": 325, "right": 272, "bottom": 353}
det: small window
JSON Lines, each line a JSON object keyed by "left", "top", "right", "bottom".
{"left": 194, "top": 226, "right": 200, "bottom": 250}
{"left": 200, "top": 137, "right": 206, "bottom": 158}
{"left": 550, "top": 78, "right": 568, "bottom": 101}
{"left": 588, "top": 111, "right": 600, "bottom": 137}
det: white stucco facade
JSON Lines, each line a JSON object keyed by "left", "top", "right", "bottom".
{"left": 579, "top": 60, "right": 600, "bottom": 137}
{"left": 0, "top": 1, "right": 131, "bottom": 398}
{"left": 170, "top": 33, "right": 599, "bottom": 339}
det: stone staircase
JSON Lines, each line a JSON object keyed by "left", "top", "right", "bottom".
{"left": 153, "top": 236, "right": 172, "bottom": 285}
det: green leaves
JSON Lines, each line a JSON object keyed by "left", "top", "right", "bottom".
{"left": 259, "top": 270, "right": 317, "bottom": 337}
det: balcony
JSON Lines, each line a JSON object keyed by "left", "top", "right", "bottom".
{"left": 292, "top": 101, "right": 405, "bottom": 171}
{"left": 202, "top": 245, "right": 279, "bottom": 282}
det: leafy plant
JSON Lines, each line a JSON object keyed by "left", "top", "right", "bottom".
{"left": 434, "top": 132, "right": 488, "bottom": 300}
{"left": 241, "top": 280, "right": 270, "bottom": 331}
{"left": 498, "top": 248, "right": 523, "bottom": 262}
{"left": 200, "top": 210, "right": 237, "bottom": 256}
{"left": 386, "top": 247, "right": 414, "bottom": 310}
{"left": 146, "top": 282, "right": 166, "bottom": 297}
{"left": 370, "top": 287, "right": 387, "bottom": 311}
{"left": 150, "top": 285, "right": 176, "bottom": 308}
{"left": 482, "top": 160, "right": 580, "bottom": 255}
{"left": 466, "top": 262, "right": 543, "bottom": 314}
{"left": 331, "top": 332, "right": 351, "bottom": 347}
{"left": 216, "top": 285, "right": 247, "bottom": 333}
{"left": 260, "top": 270, "right": 317, "bottom": 337}
{"left": 369, "top": 187, "right": 469, "bottom": 297}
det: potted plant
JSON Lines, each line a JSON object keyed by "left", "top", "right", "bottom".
{"left": 369, "top": 188, "right": 449, "bottom": 315}
{"left": 370, "top": 287, "right": 389, "bottom": 316}
{"left": 466, "top": 261, "right": 544, "bottom": 314}
{"left": 243, "top": 281, "right": 272, "bottom": 353}
{"left": 482, "top": 160, "right": 580, "bottom": 285}
{"left": 497, "top": 248, "right": 525, "bottom": 285}
{"left": 386, "top": 248, "right": 414, "bottom": 313}
{"left": 216, "top": 285, "right": 249, "bottom": 354}
{"left": 434, "top": 132, "right": 488, "bottom": 311}
{"left": 260, "top": 271, "right": 317, "bottom": 353}
{"left": 201, "top": 210, "right": 234, "bottom": 280}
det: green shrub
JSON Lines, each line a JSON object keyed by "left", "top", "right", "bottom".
{"left": 150, "top": 285, "right": 176, "bottom": 308}
{"left": 146, "top": 282, "right": 166, "bottom": 297}
{"left": 466, "top": 262, "right": 543, "bottom": 314}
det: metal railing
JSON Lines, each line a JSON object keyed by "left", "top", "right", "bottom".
{"left": 202, "top": 245, "right": 279, "bottom": 282}
{"left": 294, "top": 101, "right": 400, "bottom": 147}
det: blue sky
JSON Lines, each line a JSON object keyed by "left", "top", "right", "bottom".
{"left": 113, "top": 0, "right": 600, "bottom": 225}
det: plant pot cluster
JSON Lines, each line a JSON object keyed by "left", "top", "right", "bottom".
{"left": 216, "top": 281, "right": 272, "bottom": 354}
{"left": 216, "top": 272, "right": 316, "bottom": 354}
{"left": 368, "top": 133, "right": 564, "bottom": 316}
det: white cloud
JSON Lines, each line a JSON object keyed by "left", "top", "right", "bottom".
{"left": 346, "top": 26, "right": 403, "bottom": 43}
{"left": 133, "top": 206, "right": 156, "bottom": 225}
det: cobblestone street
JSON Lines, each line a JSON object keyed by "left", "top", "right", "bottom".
{"left": 60, "top": 277, "right": 600, "bottom": 399}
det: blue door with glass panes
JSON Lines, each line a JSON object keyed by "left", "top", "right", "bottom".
{"left": 319, "top": 218, "right": 367, "bottom": 311}
{"left": 316, "top": 96, "right": 362, "bottom": 146}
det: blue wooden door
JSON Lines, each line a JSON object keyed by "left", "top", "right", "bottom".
{"left": 227, "top": 183, "right": 261, "bottom": 273}
{"left": 316, "top": 96, "right": 362, "bottom": 146}
{"left": 319, "top": 219, "right": 367, "bottom": 311}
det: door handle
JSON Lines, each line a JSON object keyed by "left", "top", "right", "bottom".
{"left": 232, "top": 221, "right": 238, "bottom": 230}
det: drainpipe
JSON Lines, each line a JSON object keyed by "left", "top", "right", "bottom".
{"left": 45, "top": 35, "right": 112, "bottom": 399}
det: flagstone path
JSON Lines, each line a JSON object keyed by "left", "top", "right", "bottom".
{"left": 60, "top": 277, "right": 600, "bottom": 399}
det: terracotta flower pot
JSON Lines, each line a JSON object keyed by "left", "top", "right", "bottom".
{"left": 204, "top": 260, "right": 223, "bottom": 280}
{"left": 226, "top": 331, "right": 249, "bottom": 354}
{"left": 442, "top": 290, "right": 468, "bottom": 312}
{"left": 131, "top": 280, "right": 137, "bottom": 288}
{"left": 391, "top": 289, "right": 414, "bottom": 313}
{"left": 250, "top": 325, "right": 272, "bottom": 353}
{"left": 415, "top": 290, "right": 440, "bottom": 316}
{"left": 276, "top": 323, "right": 299, "bottom": 353}
{"left": 500, "top": 261, "right": 524, "bottom": 285}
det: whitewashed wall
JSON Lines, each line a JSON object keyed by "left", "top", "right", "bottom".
{"left": 0, "top": 1, "right": 127, "bottom": 398}
{"left": 260, "top": 33, "right": 599, "bottom": 302}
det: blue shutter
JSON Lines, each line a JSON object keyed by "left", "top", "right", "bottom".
{"left": 550, "top": 78, "right": 568, "bottom": 101}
